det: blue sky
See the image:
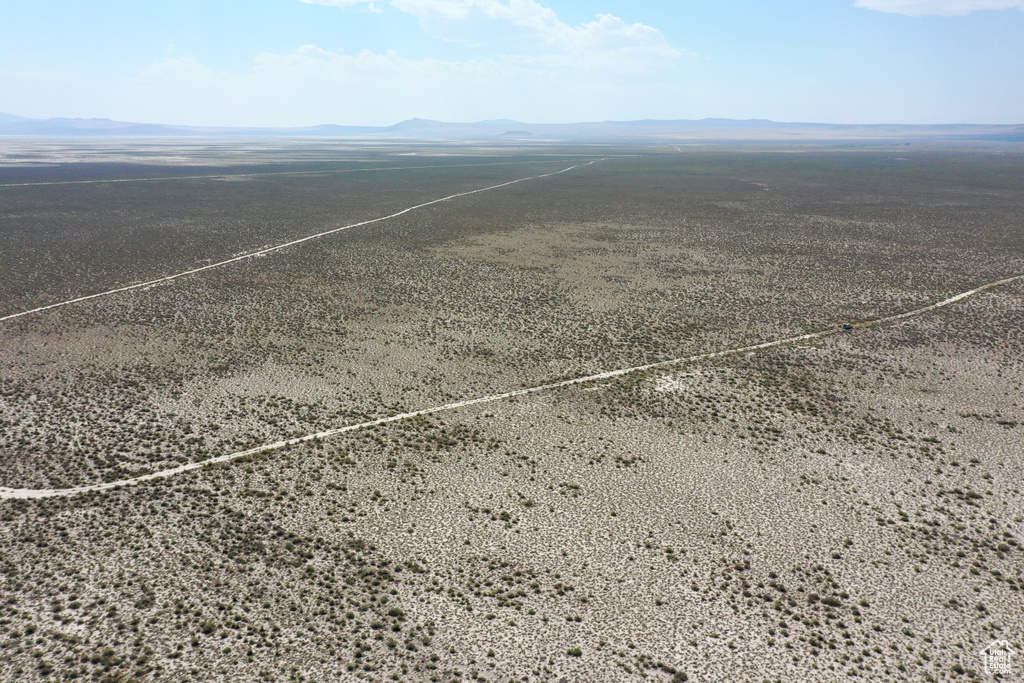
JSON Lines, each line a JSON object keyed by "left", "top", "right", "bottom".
{"left": 1, "top": 0, "right": 1022, "bottom": 126}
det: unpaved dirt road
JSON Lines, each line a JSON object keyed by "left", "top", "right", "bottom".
{"left": 2, "top": 272, "right": 1019, "bottom": 499}
{"left": 0, "top": 159, "right": 604, "bottom": 324}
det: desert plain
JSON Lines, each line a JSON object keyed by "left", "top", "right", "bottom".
{"left": 0, "top": 140, "right": 1022, "bottom": 682}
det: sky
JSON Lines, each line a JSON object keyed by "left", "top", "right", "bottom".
{"left": 0, "top": 0, "right": 1022, "bottom": 126}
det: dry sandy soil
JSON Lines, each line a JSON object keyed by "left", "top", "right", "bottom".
{"left": 0, "top": 141, "right": 1022, "bottom": 682}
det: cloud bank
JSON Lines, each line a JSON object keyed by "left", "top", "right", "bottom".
{"left": 108, "top": 38, "right": 680, "bottom": 127}
{"left": 60, "top": 0, "right": 682, "bottom": 126}
{"left": 392, "top": 0, "right": 669, "bottom": 52}
{"left": 303, "top": 0, "right": 677, "bottom": 61}
{"left": 301, "top": 0, "right": 369, "bottom": 6}
{"left": 854, "top": 0, "right": 1024, "bottom": 16}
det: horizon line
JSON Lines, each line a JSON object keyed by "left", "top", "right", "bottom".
{"left": 2, "top": 112, "right": 1023, "bottom": 129}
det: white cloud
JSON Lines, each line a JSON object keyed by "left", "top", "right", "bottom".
{"left": 854, "top": 0, "right": 1024, "bottom": 16}
{"left": 300, "top": 0, "right": 370, "bottom": 7}
{"left": 390, "top": 0, "right": 675, "bottom": 56}
{"left": 302, "top": 0, "right": 678, "bottom": 64}
{"left": 388, "top": 0, "right": 485, "bottom": 19}
{"left": 300, "top": 0, "right": 382, "bottom": 11}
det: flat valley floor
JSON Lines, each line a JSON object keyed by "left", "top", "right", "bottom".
{"left": 0, "top": 140, "right": 1022, "bottom": 682}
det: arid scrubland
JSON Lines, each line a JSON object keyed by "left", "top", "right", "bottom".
{"left": 0, "top": 142, "right": 1022, "bottom": 682}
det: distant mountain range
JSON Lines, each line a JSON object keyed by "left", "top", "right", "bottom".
{"left": 1, "top": 113, "right": 1022, "bottom": 141}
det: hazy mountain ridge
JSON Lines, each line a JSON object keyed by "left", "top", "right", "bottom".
{"left": 0, "top": 112, "right": 32, "bottom": 124}
{"left": 0, "top": 112, "right": 1022, "bottom": 140}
